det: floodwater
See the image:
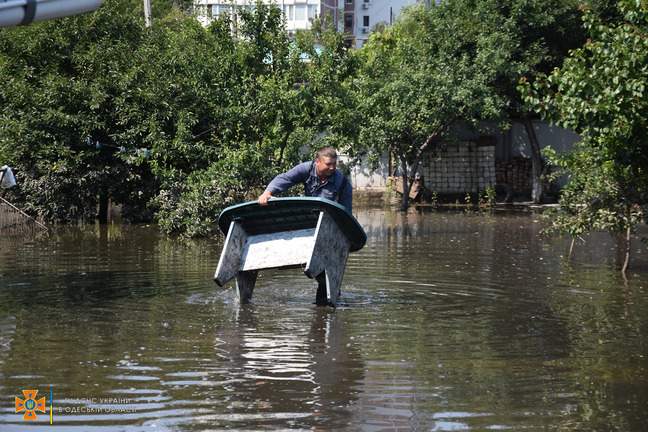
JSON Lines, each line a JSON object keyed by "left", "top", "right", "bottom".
{"left": 1, "top": 208, "right": 648, "bottom": 431}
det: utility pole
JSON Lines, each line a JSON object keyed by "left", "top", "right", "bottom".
{"left": 143, "top": 0, "right": 152, "bottom": 27}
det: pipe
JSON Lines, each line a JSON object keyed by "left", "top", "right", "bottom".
{"left": 0, "top": 0, "right": 102, "bottom": 27}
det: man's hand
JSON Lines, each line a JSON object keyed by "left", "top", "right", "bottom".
{"left": 258, "top": 190, "right": 273, "bottom": 205}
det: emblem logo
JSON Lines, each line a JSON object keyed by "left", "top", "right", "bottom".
{"left": 15, "top": 389, "right": 46, "bottom": 421}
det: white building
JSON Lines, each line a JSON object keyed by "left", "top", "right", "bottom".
{"left": 194, "top": 0, "right": 418, "bottom": 47}
{"left": 347, "top": 0, "right": 418, "bottom": 48}
{"left": 194, "top": 0, "right": 342, "bottom": 35}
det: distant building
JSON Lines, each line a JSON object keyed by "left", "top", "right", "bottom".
{"left": 348, "top": 0, "right": 417, "bottom": 48}
{"left": 347, "top": 121, "right": 580, "bottom": 203}
{"left": 194, "top": 0, "right": 340, "bottom": 36}
{"left": 193, "top": 0, "right": 418, "bottom": 47}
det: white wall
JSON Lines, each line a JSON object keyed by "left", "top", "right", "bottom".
{"left": 339, "top": 154, "right": 390, "bottom": 189}
{"left": 194, "top": 0, "right": 325, "bottom": 31}
{"left": 508, "top": 121, "right": 580, "bottom": 158}
{"left": 343, "top": 121, "right": 580, "bottom": 191}
{"left": 353, "top": 0, "right": 418, "bottom": 47}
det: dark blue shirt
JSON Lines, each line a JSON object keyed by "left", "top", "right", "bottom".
{"left": 266, "top": 161, "right": 353, "bottom": 212}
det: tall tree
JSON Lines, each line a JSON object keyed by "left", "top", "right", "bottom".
{"left": 0, "top": 0, "right": 358, "bottom": 236}
{"left": 521, "top": 0, "right": 648, "bottom": 274}
{"left": 488, "top": 0, "right": 584, "bottom": 204}
{"left": 354, "top": 3, "right": 507, "bottom": 210}
{"left": 0, "top": 0, "right": 152, "bottom": 222}
{"left": 0, "top": 0, "right": 240, "bottom": 224}
{"left": 152, "top": 5, "right": 358, "bottom": 236}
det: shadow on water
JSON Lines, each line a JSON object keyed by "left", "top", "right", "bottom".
{"left": 1, "top": 209, "right": 648, "bottom": 430}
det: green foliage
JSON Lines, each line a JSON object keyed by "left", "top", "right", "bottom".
{"left": 464, "top": 192, "right": 475, "bottom": 214}
{"left": 151, "top": 7, "right": 357, "bottom": 236}
{"left": 153, "top": 142, "right": 281, "bottom": 237}
{"left": 354, "top": 3, "right": 511, "bottom": 209}
{"left": 0, "top": 0, "right": 356, "bottom": 236}
{"left": 429, "top": 191, "right": 439, "bottom": 209}
{"left": 480, "top": 186, "right": 496, "bottom": 208}
{"left": 0, "top": 0, "right": 155, "bottom": 221}
{"left": 542, "top": 147, "right": 643, "bottom": 238}
{"left": 522, "top": 0, "right": 648, "bottom": 239}
{"left": 488, "top": 0, "right": 584, "bottom": 107}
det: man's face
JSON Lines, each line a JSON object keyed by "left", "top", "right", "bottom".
{"left": 315, "top": 156, "right": 337, "bottom": 178}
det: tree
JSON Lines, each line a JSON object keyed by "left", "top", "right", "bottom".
{"left": 521, "top": 0, "right": 648, "bottom": 274}
{"left": 146, "top": 4, "right": 302, "bottom": 236}
{"left": 487, "top": 0, "right": 584, "bottom": 204}
{"left": 293, "top": 19, "right": 361, "bottom": 153}
{"left": 0, "top": 0, "right": 357, "bottom": 236}
{"left": 152, "top": 6, "right": 359, "bottom": 236}
{"left": 354, "top": 3, "right": 507, "bottom": 210}
{"left": 0, "top": 0, "right": 154, "bottom": 222}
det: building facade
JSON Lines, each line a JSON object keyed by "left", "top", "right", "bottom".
{"left": 348, "top": 121, "right": 580, "bottom": 201}
{"left": 194, "top": 0, "right": 418, "bottom": 47}
{"left": 349, "top": 0, "right": 417, "bottom": 48}
{"left": 194, "top": 0, "right": 341, "bottom": 35}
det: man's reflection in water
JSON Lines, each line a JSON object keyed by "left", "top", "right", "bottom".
{"left": 215, "top": 305, "right": 364, "bottom": 429}
{"left": 308, "top": 307, "right": 364, "bottom": 429}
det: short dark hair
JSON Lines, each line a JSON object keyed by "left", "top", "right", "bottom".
{"left": 315, "top": 146, "right": 338, "bottom": 160}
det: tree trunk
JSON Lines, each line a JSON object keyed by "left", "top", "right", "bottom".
{"left": 98, "top": 190, "right": 109, "bottom": 224}
{"left": 399, "top": 156, "right": 410, "bottom": 211}
{"left": 523, "top": 118, "right": 544, "bottom": 204}
{"left": 396, "top": 128, "right": 443, "bottom": 211}
{"left": 621, "top": 225, "right": 631, "bottom": 276}
{"left": 568, "top": 237, "right": 576, "bottom": 260}
{"left": 276, "top": 124, "right": 293, "bottom": 166}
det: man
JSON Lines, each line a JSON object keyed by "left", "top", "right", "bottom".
{"left": 258, "top": 146, "right": 353, "bottom": 212}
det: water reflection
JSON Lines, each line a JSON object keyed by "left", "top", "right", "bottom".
{"left": 205, "top": 306, "right": 364, "bottom": 430}
{"left": 0, "top": 210, "right": 647, "bottom": 430}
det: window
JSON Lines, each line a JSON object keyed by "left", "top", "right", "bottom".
{"left": 308, "top": 5, "right": 317, "bottom": 19}
{"left": 344, "top": 13, "right": 353, "bottom": 32}
{"left": 295, "top": 4, "right": 307, "bottom": 20}
{"left": 215, "top": 4, "right": 231, "bottom": 16}
{"left": 284, "top": 4, "right": 294, "bottom": 20}
{"left": 363, "top": 15, "right": 369, "bottom": 27}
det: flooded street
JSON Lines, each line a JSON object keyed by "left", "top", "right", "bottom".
{"left": 1, "top": 208, "right": 648, "bottom": 431}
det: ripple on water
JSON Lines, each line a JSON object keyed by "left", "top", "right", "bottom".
{"left": 2, "top": 214, "right": 648, "bottom": 430}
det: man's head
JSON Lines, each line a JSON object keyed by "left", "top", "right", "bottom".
{"left": 315, "top": 146, "right": 338, "bottom": 178}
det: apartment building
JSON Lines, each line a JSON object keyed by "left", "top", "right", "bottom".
{"left": 194, "top": 0, "right": 418, "bottom": 47}
{"left": 350, "top": 0, "right": 417, "bottom": 47}
{"left": 194, "top": 0, "right": 341, "bottom": 34}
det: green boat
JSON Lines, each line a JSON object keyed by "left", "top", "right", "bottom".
{"left": 214, "top": 197, "right": 367, "bottom": 306}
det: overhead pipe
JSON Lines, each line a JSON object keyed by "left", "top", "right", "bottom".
{"left": 0, "top": 0, "right": 102, "bottom": 27}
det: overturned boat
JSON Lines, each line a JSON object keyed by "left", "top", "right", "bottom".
{"left": 214, "top": 197, "right": 366, "bottom": 306}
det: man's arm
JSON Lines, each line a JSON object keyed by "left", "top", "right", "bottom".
{"left": 258, "top": 162, "right": 311, "bottom": 205}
